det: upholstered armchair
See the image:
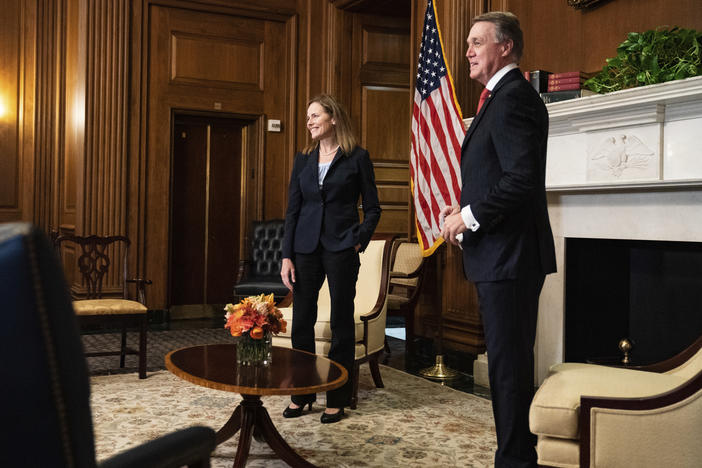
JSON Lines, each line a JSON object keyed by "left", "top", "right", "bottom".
{"left": 272, "top": 234, "right": 394, "bottom": 409}
{"left": 1, "top": 223, "right": 216, "bottom": 467}
{"left": 233, "top": 219, "right": 289, "bottom": 303}
{"left": 529, "top": 334, "right": 702, "bottom": 467}
{"left": 55, "top": 234, "right": 150, "bottom": 379}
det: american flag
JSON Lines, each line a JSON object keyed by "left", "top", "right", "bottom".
{"left": 410, "top": 0, "right": 464, "bottom": 256}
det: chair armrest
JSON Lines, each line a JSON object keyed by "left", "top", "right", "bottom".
{"left": 277, "top": 290, "right": 293, "bottom": 308}
{"left": 390, "top": 271, "right": 420, "bottom": 280}
{"left": 99, "top": 426, "right": 216, "bottom": 468}
{"left": 236, "top": 259, "right": 251, "bottom": 284}
{"left": 126, "top": 278, "right": 152, "bottom": 305}
{"left": 579, "top": 369, "right": 702, "bottom": 467}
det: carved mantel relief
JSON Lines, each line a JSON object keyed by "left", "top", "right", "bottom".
{"left": 587, "top": 133, "right": 656, "bottom": 181}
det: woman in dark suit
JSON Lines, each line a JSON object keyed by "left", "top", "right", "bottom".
{"left": 280, "top": 94, "right": 381, "bottom": 424}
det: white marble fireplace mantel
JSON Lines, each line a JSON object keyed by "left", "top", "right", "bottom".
{"left": 537, "top": 75, "right": 702, "bottom": 383}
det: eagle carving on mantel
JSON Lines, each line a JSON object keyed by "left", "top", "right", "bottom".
{"left": 589, "top": 134, "right": 654, "bottom": 177}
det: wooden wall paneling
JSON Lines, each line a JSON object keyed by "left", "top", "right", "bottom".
{"left": 33, "top": 0, "right": 62, "bottom": 233}
{"left": 579, "top": 0, "right": 702, "bottom": 73}
{"left": 361, "top": 86, "right": 410, "bottom": 234}
{"left": 19, "top": 0, "right": 37, "bottom": 225}
{"left": 506, "top": 0, "right": 702, "bottom": 77}
{"left": 282, "top": 14, "right": 299, "bottom": 218}
{"left": 349, "top": 12, "right": 411, "bottom": 237}
{"left": 432, "top": 0, "right": 481, "bottom": 116}
{"left": 129, "top": 0, "right": 147, "bottom": 288}
{"left": 505, "top": 0, "right": 583, "bottom": 74}
{"left": 74, "top": 0, "right": 131, "bottom": 294}
{"left": 325, "top": 2, "right": 353, "bottom": 105}
{"left": 263, "top": 18, "right": 297, "bottom": 220}
{"left": 0, "top": 0, "right": 29, "bottom": 223}
{"left": 61, "top": 0, "right": 87, "bottom": 231}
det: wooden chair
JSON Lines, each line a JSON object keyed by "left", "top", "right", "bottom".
{"left": 385, "top": 239, "right": 425, "bottom": 354}
{"left": 2, "top": 223, "right": 215, "bottom": 467}
{"left": 55, "top": 234, "right": 150, "bottom": 379}
{"left": 273, "top": 234, "right": 395, "bottom": 409}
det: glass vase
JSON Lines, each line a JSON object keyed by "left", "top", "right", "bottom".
{"left": 235, "top": 331, "right": 272, "bottom": 366}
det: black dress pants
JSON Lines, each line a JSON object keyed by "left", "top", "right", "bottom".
{"left": 475, "top": 273, "right": 545, "bottom": 468}
{"left": 290, "top": 245, "right": 360, "bottom": 408}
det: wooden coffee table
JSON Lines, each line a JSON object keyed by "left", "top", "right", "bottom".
{"left": 165, "top": 344, "right": 347, "bottom": 468}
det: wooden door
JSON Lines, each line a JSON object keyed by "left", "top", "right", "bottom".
{"left": 170, "top": 115, "right": 243, "bottom": 309}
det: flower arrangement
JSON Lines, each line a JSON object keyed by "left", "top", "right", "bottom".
{"left": 224, "top": 293, "right": 287, "bottom": 339}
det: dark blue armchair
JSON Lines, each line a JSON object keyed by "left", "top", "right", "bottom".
{"left": 0, "top": 223, "right": 216, "bottom": 467}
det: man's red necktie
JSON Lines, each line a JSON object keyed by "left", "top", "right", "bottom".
{"left": 477, "top": 88, "right": 490, "bottom": 113}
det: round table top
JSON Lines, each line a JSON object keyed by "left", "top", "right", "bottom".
{"left": 165, "top": 344, "right": 348, "bottom": 396}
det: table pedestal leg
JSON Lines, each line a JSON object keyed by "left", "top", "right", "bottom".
{"left": 217, "top": 394, "right": 317, "bottom": 468}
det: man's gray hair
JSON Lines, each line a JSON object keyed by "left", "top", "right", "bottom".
{"left": 472, "top": 11, "right": 524, "bottom": 63}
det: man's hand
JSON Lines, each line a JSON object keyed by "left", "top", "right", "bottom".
{"left": 280, "top": 258, "right": 296, "bottom": 290}
{"left": 440, "top": 204, "right": 467, "bottom": 246}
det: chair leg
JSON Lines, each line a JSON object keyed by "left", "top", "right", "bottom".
{"left": 138, "top": 315, "right": 147, "bottom": 379}
{"left": 368, "top": 353, "right": 384, "bottom": 389}
{"left": 119, "top": 324, "right": 128, "bottom": 368}
{"left": 405, "top": 307, "right": 415, "bottom": 355}
{"left": 383, "top": 336, "right": 391, "bottom": 354}
{"left": 350, "top": 362, "right": 360, "bottom": 410}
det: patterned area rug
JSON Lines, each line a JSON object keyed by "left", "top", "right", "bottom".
{"left": 91, "top": 365, "right": 497, "bottom": 467}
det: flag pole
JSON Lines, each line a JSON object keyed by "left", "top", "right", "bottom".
{"left": 419, "top": 242, "right": 459, "bottom": 380}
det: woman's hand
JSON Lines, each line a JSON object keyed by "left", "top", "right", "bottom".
{"left": 281, "top": 258, "right": 296, "bottom": 291}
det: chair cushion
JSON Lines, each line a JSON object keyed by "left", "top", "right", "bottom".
{"left": 272, "top": 336, "right": 367, "bottom": 360}
{"left": 387, "top": 293, "right": 408, "bottom": 310}
{"left": 536, "top": 436, "right": 579, "bottom": 468}
{"left": 73, "top": 299, "right": 147, "bottom": 316}
{"left": 276, "top": 305, "right": 364, "bottom": 343}
{"left": 529, "top": 363, "right": 686, "bottom": 439}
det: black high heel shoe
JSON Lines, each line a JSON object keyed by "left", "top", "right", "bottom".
{"left": 320, "top": 407, "right": 344, "bottom": 424}
{"left": 283, "top": 402, "right": 313, "bottom": 418}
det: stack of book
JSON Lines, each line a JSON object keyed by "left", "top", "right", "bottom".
{"left": 524, "top": 70, "right": 551, "bottom": 93}
{"left": 540, "top": 71, "right": 596, "bottom": 103}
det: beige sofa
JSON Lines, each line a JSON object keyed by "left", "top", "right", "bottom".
{"left": 529, "top": 334, "right": 702, "bottom": 467}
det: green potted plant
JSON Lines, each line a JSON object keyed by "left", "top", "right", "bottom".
{"left": 585, "top": 27, "right": 701, "bottom": 93}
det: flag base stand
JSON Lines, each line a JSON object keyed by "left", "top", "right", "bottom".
{"left": 419, "top": 354, "right": 459, "bottom": 380}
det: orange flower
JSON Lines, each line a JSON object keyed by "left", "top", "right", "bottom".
{"left": 224, "top": 294, "right": 286, "bottom": 337}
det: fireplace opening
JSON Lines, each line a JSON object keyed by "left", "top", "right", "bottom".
{"left": 565, "top": 237, "right": 702, "bottom": 365}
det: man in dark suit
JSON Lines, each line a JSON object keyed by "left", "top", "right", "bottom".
{"left": 440, "top": 11, "right": 557, "bottom": 468}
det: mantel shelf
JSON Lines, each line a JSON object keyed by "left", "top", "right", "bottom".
{"left": 547, "top": 178, "right": 702, "bottom": 193}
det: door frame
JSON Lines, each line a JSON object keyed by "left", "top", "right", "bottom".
{"left": 165, "top": 109, "right": 265, "bottom": 309}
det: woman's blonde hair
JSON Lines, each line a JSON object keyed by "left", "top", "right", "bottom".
{"left": 302, "top": 94, "right": 357, "bottom": 155}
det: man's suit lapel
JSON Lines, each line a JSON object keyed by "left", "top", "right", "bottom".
{"left": 461, "top": 68, "right": 523, "bottom": 152}
{"left": 462, "top": 95, "right": 491, "bottom": 151}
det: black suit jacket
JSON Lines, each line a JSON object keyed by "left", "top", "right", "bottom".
{"left": 282, "top": 145, "right": 381, "bottom": 259}
{"left": 460, "top": 68, "right": 556, "bottom": 282}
